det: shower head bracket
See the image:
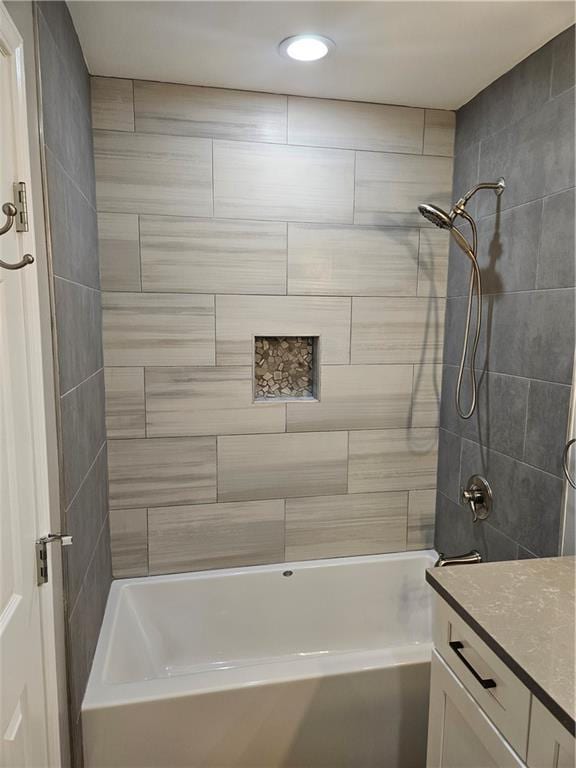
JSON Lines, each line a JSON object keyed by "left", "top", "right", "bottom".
{"left": 495, "top": 177, "right": 506, "bottom": 195}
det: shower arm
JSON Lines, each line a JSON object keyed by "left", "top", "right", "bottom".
{"left": 452, "top": 178, "right": 506, "bottom": 215}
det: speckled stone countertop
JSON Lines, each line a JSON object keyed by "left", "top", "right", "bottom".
{"left": 426, "top": 556, "right": 575, "bottom": 734}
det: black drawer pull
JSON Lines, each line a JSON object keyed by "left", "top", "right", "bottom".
{"left": 449, "top": 640, "right": 497, "bottom": 689}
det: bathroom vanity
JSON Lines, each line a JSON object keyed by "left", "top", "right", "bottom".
{"left": 426, "top": 557, "right": 575, "bottom": 768}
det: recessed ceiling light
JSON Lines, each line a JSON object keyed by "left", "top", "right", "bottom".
{"left": 278, "top": 35, "right": 335, "bottom": 62}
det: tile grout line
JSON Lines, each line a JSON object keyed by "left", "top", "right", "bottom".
{"left": 138, "top": 213, "right": 143, "bottom": 291}
{"left": 213, "top": 294, "right": 218, "bottom": 366}
{"left": 60, "top": 366, "right": 104, "bottom": 400}
{"left": 420, "top": 109, "right": 427, "bottom": 155}
{"left": 521, "top": 379, "right": 531, "bottom": 463}
{"left": 67, "top": 511, "right": 110, "bottom": 621}
{"left": 64, "top": 440, "right": 107, "bottom": 515}
{"left": 285, "top": 221, "right": 289, "bottom": 296}
{"left": 439, "top": 426, "right": 566, "bottom": 482}
{"left": 210, "top": 139, "right": 215, "bottom": 217}
{"left": 44, "top": 143, "right": 96, "bottom": 213}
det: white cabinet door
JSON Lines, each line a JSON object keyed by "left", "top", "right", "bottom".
{"left": 427, "top": 651, "right": 526, "bottom": 768}
{"left": 527, "top": 698, "right": 575, "bottom": 768}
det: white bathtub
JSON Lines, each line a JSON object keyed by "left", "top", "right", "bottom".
{"left": 82, "top": 550, "right": 436, "bottom": 768}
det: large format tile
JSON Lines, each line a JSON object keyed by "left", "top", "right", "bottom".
{"left": 438, "top": 364, "right": 461, "bottom": 436}
{"left": 285, "top": 492, "right": 408, "bottom": 560}
{"left": 551, "top": 25, "right": 575, "bottom": 97}
{"left": 537, "top": 187, "right": 575, "bottom": 289}
{"left": 477, "top": 289, "right": 575, "bottom": 384}
{"left": 148, "top": 500, "right": 285, "bottom": 574}
{"left": 102, "top": 292, "right": 215, "bottom": 366}
{"left": 104, "top": 367, "right": 145, "bottom": 438}
{"left": 524, "top": 380, "right": 571, "bottom": 477}
{"left": 459, "top": 370, "right": 530, "bottom": 460}
{"left": 67, "top": 517, "right": 111, "bottom": 720}
{"left": 54, "top": 278, "right": 103, "bottom": 394}
{"left": 349, "top": 428, "right": 438, "bottom": 493}
{"left": 65, "top": 448, "right": 108, "bottom": 609}
{"left": 411, "top": 364, "right": 443, "bottom": 427}
{"left": 287, "top": 364, "right": 412, "bottom": 431}
{"left": 450, "top": 139, "right": 480, "bottom": 218}
{"left": 38, "top": 11, "right": 96, "bottom": 206}
{"left": 213, "top": 140, "right": 355, "bottom": 223}
{"left": 146, "top": 366, "right": 285, "bottom": 437}
{"left": 287, "top": 223, "right": 418, "bottom": 296}
{"left": 423, "top": 110, "right": 455, "bottom": 157}
{"left": 446, "top": 290, "right": 575, "bottom": 385}
{"left": 440, "top": 365, "right": 531, "bottom": 462}
{"left": 94, "top": 130, "right": 213, "bottom": 216}
{"left": 134, "top": 81, "right": 287, "bottom": 142}
{"left": 475, "top": 200, "right": 542, "bottom": 295}
{"left": 407, "top": 489, "right": 435, "bottom": 550}
{"left": 351, "top": 297, "right": 445, "bottom": 364}
{"left": 38, "top": 1, "right": 91, "bottom": 116}
{"left": 417, "top": 228, "right": 450, "bottom": 298}
{"left": 91, "top": 77, "right": 134, "bottom": 132}
{"left": 218, "top": 432, "right": 348, "bottom": 501}
{"left": 215, "top": 295, "right": 351, "bottom": 366}
{"left": 140, "top": 216, "right": 286, "bottom": 294}
{"left": 455, "top": 40, "right": 553, "bottom": 154}
{"left": 459, "top": 439, "right": 563, "bottom": 557}
{"left": 354, "top": 152, "right": 453, "bottom": 226}
{"left": 97, "top": 212, "right": 140, "bottom": 291}
{"left": 434, "top": 491, "right": 519, "bottom": 563}
{"left": 45, "top": 148, "right": 99, "bottom": 289}
{"left": 478, "top": 87, "right": 575, "bottom": 216}
{"left": 109, "top": 508, "right": 148, "bottom": 577}
{"left": 287, "top": 96, "right": 423, "bottom": 153}
{"left": 60, "top": 371, "right": 106, "bottom": 508}
{"left": 446, "top": 145, "right": 480, "bottom": 297}
{"left": 108, "top": 436, "right": 216, "bottom": 509}
{"left": 436, "top": 428, "right": 461, "bottom": 504}
{"left": 441, "top": 297, "right": 469, "bottom": 367}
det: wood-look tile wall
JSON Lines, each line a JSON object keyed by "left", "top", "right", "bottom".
{"left": 92, "top": 77, "right": 454, "bottom": 577}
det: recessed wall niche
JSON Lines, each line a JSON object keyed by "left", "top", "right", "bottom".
{"left": 254, "top": 336, "right": 319, "bottom": 401}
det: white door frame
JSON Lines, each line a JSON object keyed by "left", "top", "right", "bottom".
{"left": 1, "top": 2, "right": 66, "bottom": 764}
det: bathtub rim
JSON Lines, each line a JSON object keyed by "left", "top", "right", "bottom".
{"left": 83, "top": 549, "right": 437, "bottom": 712}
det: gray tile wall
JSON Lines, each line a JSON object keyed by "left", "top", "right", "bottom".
{"left": 436, "top": 25, "right": 575, "bottom": 561}
{"left": 35, "top": 3, "right": 111, "bottom": 763}
{"left": 91, "top": 77, "right": 456, "bottom": 576}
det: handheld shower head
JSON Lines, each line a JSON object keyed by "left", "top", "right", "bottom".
{"left": 417, "top": 178, "right": 505, "bottom": 420}
{"left": 417, "top": 203, "right": 475, "bottom": 260}
{"left": 417, "top": 203, "right": 453, "bottom": 230}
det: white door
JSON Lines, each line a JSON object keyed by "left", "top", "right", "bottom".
{"left": 0, "top": 4, "right": 62, "bottom": 766}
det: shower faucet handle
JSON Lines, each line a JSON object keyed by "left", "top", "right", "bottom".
{"left": 461, "top": 475, "right": 492, "bottom": 522}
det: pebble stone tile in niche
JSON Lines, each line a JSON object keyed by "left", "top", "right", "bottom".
{"left": 254, "top": 336, "right": 318, "bottom": 400}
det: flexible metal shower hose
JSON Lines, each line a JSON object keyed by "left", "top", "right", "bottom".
{"left": 453, "top": 210, "right": 482, "bottom": 420}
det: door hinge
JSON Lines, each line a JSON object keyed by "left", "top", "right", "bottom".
{"left": 13, "top": 182, "right": 28, "bottom": 232}
{"left": 35, "top": 533, "right": 73, "bottom": 586}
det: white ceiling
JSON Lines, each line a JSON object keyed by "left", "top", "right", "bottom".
{"left": 68, "top": 1, "right": 574, "bottom": 110}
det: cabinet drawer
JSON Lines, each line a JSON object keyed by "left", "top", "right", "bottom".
{"left": 433, "top": 594, "right": 531, "bottom": 760}
{"left": 527, "top": 697, "right": 575, "bottom": 768}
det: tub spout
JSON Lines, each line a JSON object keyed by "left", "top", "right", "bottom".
{"left": 434, "top": 550, "right": 482, "bottom": 567}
